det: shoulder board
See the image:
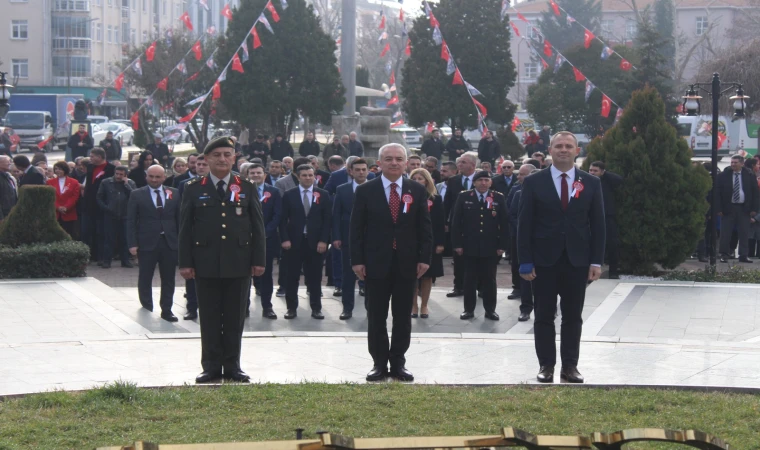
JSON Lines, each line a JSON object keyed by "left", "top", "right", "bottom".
{"left": 239, "top": 178, "right": 254, "bottom": 187}
{"left": 491, "top": 190, "right": 505, "bottom": 198}
{"left": 186, "top": 178, "right": 199, "bottom": 185}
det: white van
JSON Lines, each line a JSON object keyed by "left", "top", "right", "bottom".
{"left": 676, "top": 115, "right": 731, "bottom": 160}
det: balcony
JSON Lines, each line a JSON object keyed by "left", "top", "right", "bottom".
{"left": 54, "top": 0, "right": 90, "bottom": 12}
{"left": 53, "top": 77, "right": 93, "bottom": 87}
{"left": 52, "top": 37, "right": 92, "bottom": 51}
{"left": 121, "top": 7, "right": 129, "bottom": 19}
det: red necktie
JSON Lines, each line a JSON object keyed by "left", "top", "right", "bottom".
{"left": 389, "top": 182, "right": 400, "bottom": 248}
{"left": 560, "top": 173, "right": 568, "bottom": 211}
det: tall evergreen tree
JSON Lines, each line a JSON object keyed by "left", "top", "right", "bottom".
{"left": 583, "top": 86, "right": 710, "bottom": 274}
{"left": 635, "top": 12, "right": 678, "bottom": 123}
{"left": 401, "top": 0, "right": 516, "bottom": 129}
{"left": 537, "top": 0, "right": 601, "bottom": 53}
{"left": 653, "top": 0, "right": 676, "bottom": 73}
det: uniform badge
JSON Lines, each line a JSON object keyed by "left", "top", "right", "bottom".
{"left": 236, "top": 206, "right": 243, "bottom": 216}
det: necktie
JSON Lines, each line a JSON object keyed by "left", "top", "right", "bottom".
{"left": 480, "top": 194, "right": 485, "bottom": 205}
{"left": 303, "top": 190, "right": 311, "bottom": 217}
{"left": 463, "top": 176, "right": 469, "bottom": 190}
{"left": 561, "top": 173, "right": 569, "bottom": 211}
{"left": 217, "top": 180, "right": 226, "bottom": 200}
{"left": 389, "top": 182, "right": 400, "bottom": 249}
{"left": 154, "top": 189, "right": 163, "bottom": 209}
{"left": 733, "top": 173, "right": 741, "bottom": 203}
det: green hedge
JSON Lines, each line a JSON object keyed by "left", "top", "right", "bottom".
{"left": 0, "top": 185, "right": 71, "bottom": 247}
{"left": 663, "top": 265, "right": 760, "bottom": 283}
{"left": 0, "top": 241, "right": 89, "bottom": 279}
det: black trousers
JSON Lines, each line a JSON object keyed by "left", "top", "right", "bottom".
{"left": 519, "top": 277, "right": 534, "bottom": 315}
{"left": 463, "top": 256, "right": 498, "bottom": 313}
{"left": 277, "top": 249, "right": 286, "bottom": 290}
{"left": 452, "top": 253, "right": 464, "bottom": 291}
{"left": 103, "top": 216, "right": 129, "bottom": 265}
{"left": 58, "top": 218, "right": 79, "bottom": 240}
{"left": 285, "top": 240, "right": 324, "bottom": 311}
{"left": 137, "top": 236, "right": 177, "bottom": 313}
{"left": 366, "top": 251, "right": 415, "bottom": 368}
{"left": 510, "top": 232, "right": 521, "bottom": 291}
{"left": 186, "top": 278, "right": 198, "bottom": 312}
{"left": 605, "top": 216, "right": 619, "bottom": 275}
{"left": 533, "top": 251, "right": 588, "bottom": 367}
{"left": 252, "top": 240, "right": 277, "bottom": 310}
{"left": 196, "top": 276, "right": 248, "bottom": 373}
{"left": 340, "top": 245, "right": 357, "bottom": 312}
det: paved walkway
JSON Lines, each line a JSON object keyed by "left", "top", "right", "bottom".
{"left": 2, "top": 275, "right": 760, "bottom": 396}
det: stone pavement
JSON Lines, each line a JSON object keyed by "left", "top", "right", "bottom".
{"left": 3, "top": 275, "right": 760, "bottom": 396}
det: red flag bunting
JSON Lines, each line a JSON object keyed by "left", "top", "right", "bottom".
{"left": 584, "top": 29, "right": 595, "bottom": 48}
{"left": 380, "top": 42, "right": 390, "bottom": 57}
{"left": 441, "top": 42, "right": 449, "bottom": 61}
{"left": 511, "top": 116, "right": 521, "bottom": 132}
{"left": 251, "top": 26, "right": 262, "bottom": 49}
{"left": 379, "top": 14, "right": 385, "bottom": 29}
{"left": 517, "top": 12, "right": 529, "bottom": 23}
{"left": 212, "top": 81, "right": 221, "bottom": 100}
{"left": 130, "top": 109, "right": 139, "bottom": 130}
{"left": 192, "top": 40, "right": 202, "bottom": 61}
{"left": 266, "top": 0, "right": 280, "bottom": 22}
{"left": 404, "top": 39, "right": 411, "bottom": 56}
{"left": 541, "top": 58, "right": 548, "bottom": 69}
{"left": 145, "top": 41, "right": 156, "bottom": 62}
{"left": 472, "top": 98, "right": 487, "bottom": 117}
{"left": 550, "top": 0, "right": 560, "bottom": 16}
{"left": 186, "top": 71, "right": 200, "bottom": 82}
{"left": 399, "top": 9, "right": 404, "bottom": 21}
{"left": 429, "top": 12, "right": 439, "bottom": 28}
{"left": 620, "top": 58, "right": 632, "bottom": 71}
{"left": 573, "top": 66, "right": 585, "bottom": 82}
{"left": 221, "top": 3, "right": 233, "bottom": 20}
{"left": 452, "top": 69, "right": 464, "bottom": 85}
{"left": 387, "top": 96, "right": 398, "bottom": 106}
{"left": 389, "top": 71, "right": 395, "bottom": 85}
{"left": 156, "top": 77, "right": 168, "bottom": 91}
{"left": 510, "top": 22, "right": 521, "bottom": 37}
{"left": 114, "top": 72, "right": 124, "bottom": 91}
{"left": 180, "top": 12, "right": 193, "bottom": 31}
{"left": 601, "top": 94, "right": 612, "bottom": 118}
{"left": 179, "top": 106, "right": 200, "bottom": 123}
{"left": 232, "top": 52, "right": 244, "bottom": 73}
{"left": 543, "top": 39, "right": 552, "bottom": 57}
{"left": 37, "top": 135, "right": 54, "bottom": 150}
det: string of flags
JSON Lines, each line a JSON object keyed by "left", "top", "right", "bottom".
{"left": 376, "top": 2, "right": 410, "bottom": 124}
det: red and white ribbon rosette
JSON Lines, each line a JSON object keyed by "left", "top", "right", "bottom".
{"left": 166, "top": 190, "right": 173, "bottom": 200}
{"left": 486, "top": 195, "right": 493, "bottom": 210}
{"left": 402, "top": 194, "right": 413, "bottom": 213}
{"left": 571, "top": 180, "right": 584, "bottom": 199}
{"left": 261, "top": 191, "right": 271, "bottom": 203}
{"left": 314, "top": 191, "right": 321, "bottom": 205}
{"left": 427, "top": 199, "right": 433, "bottom": 212}
{"left": 229, "top": 183, "right": 241, "bottom": 202}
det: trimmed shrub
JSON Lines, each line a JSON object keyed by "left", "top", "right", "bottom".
{"left": 664, "top": 265, "right": 760, "bottom": 284}
{"left": 0, "top": 185, "right": 71, "bottom": 247}
{"left": 496, "top": 127, "right": 525, "bottom": 160}
{"left": 0, "top": 241, "right": 89, "bottom": 278}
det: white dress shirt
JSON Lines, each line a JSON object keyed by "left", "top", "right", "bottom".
{"left": 352, "top": 180, "right": 365, "bottom": 192}
{"left": 731, "top": 171, "right": 746, "bottom": 204}
{"left": 461, "top": 173, "right": 474, "bottom": 190}
{"left": 381, "top": 175, "right": 403, "bottom": 203}
{"left": 438, "top": 182, "right": 447, "bottom": 198}
{"left": 58, "top": 177, "right": 66, "bottom": 192}
{"left": 209, "top": 172, "right": 232, "bottom": 192}
{"left": 550, "top": 165, "right": 575, "bottom": 200}
{"left": 150, "top": 185, "right": 167, "bottom": 208}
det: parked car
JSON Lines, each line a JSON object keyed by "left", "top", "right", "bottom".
{"left": 440, "top": 126, "right": 452, "bottom": 139}
{"left": 98, "top": 122, "right": 134, "bottom": 146}
{"left": 87, "top": 115, "right": 110, "bottom": 124}
{"left": 91, "top": 123, "right": 109, "bottom": 144}
{"left": 392, "top": 126, "right": 422, "bottom": 148}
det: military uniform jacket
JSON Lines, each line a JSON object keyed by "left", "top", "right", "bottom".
{"left": 451, "top": 189, "right": 509, "bottom": 257}
{"left": 178, "top": 174, "right": 266, "bottom": 278}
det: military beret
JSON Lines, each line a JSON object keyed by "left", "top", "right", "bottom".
{"left": 204, "top": 136, "right": 236, "bottom": 154}
{"left": 472, "top": 170, "right": 492, "bottom": 182}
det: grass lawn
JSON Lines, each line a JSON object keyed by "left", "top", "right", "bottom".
{"left": 1, "top": 383, "right": 758, "bottom": 449}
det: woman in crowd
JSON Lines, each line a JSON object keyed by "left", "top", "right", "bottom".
{"left": 409, "top": 168, "right": 445, "bottom": 319}
{"left": 128, "top": 150, "right": 154, "bottom": 188}
{"left": 164, "top": 157, "right": 187, "bottom": 187}
{"left": 47, "top": 161, "right": 81, "bottom": 239}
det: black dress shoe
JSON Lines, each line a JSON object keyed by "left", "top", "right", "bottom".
{"left": 101, "top": 261, "right": 111, "bottom": 269}
{"left": 262, "top": 309, "right": 277, "bottom": 319}
{"left": 284, "top": 309, "right": 297, "bottom": 319}
{"left": 359, "top": 286, "right": 366, "bottom": 296}
{"left": 560, "top": 366, "right": 584, "bottom": 383}
{"left": 121, "top": 262, "right": 134, "bottom": 268}
{"left": 485, "top": 311, "right": 499, "bottom": 321}
{"left": 333, "top": 287, "right": 343, "bottom": 297}
{"left": 446, "top": 289, "right": 464, "bottom": 298}
{"left": 507, "top": 290, "right": 521, "bottom": 300}
{"left": 141, "top": 303, "right": 153, "bottom": 312}
{"left": 366, "top": 365, "right": 388, "bottom": 381}
{"left": 339, "top": 311, "right": 352, "bottom": 320}
{"left": 161, "top": 312, "right": 178, "bottom": 322}
{"left": 311, "top": 310, "right": 324, "bottom": 320}
{"left": 740, "top": 257, "right": 754, "bottom": 263}
{"left": 518, "top": 312, "right": 530, "bottom": 322}
{"left": 390, "top": 366, "right": 414, "bottom": 382}
{"left": 276, "top": 288, "right": 286, "bottom": 297}
{"left": 459, "top": 311, "right": 474, "bottom": 320}
{"left": 224, "top": 369, "right": 251, "bottom": 383}
{"left": 536, "top": 366, "right": 554, "bottom": 383}
{"left": 183, "top": 311, "right": 198, "bottom": 320}
{"left": 195, "top": 370, "right": 222, "bottom": 383}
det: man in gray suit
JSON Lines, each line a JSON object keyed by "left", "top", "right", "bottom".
{"left": 274, "top": 157, "right": 309, "bottom": 195}
{"left": 127, "top": 165, "right": 181, "bottom": 322}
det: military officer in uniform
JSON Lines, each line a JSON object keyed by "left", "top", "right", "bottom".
{"left": 451, "top": 170, "right": 509, "bottom": 320}
{"left": 179, "top": 136, "right": 266, "bottom": 384}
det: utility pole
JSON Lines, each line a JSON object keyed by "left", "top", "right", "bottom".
{"left": 340, "top": 0, "right": 356, "bottom": 116}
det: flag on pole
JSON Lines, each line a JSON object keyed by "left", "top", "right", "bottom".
{"left": 218, "top": 67, "right": 228, "bottom": 82}
{"left": 130, "top": 110, "right": 140, "bottom": 130}
{"left": 280, "top": 0, "right": 288, "bottom": 10}
{"left": 387, "top": 96, "right": 398, "bottom": 106}
{"left": 186, "top": 71, "right": 200, "bottom": 82}
{"left": 543, "top": 39, "right": 552, "bottom": 57}
{"left": 179, "top": 106, "right": 201, "bottom": 123}
{"left": 541, "top": 58, "right": 548, "bottom": 70}
{"left": 465, "top": 81, "right": 483, "bottom": 97}
{"left": 429, "top": 12, "right": 439, "bottom": 28}
{"left": 206, "top": 26, "right": 217, "bottom": 35}
{"left": 440, "top": 42, "right": 449, "bottom": 61}
{"left": 573, "top": 66, "right": 585, "bottom": 82}
{"left": 399, "top": 8, "right": 404, "bottom": 21}
{"left": 222, "top": 3, "right": 233, "bottom": 20}
{"left": 510, "top": 22, "right": 520, "bottom": 37}
{"left": 145, "top": 41, "right": 156, "bottom": 61}
{"left": 185, "top": 93, "right": 208, "bottom": 107}
{"left": 157, "top": 77, "right": 168, "bottom": 90}
{"left": 432, "top": 26, "right": 442, "bottom": 45}
{"left": 199, "top": 0, "right": 209, "bottom": 11}
{"left": 192, "top": 40, "right": 202, "bottom": 60}
{"left": 175, "top": 58, "right": 187, "bottom": 74}
{"left": 584, "top": 29, "right": 595, "bottom": 48}
{"left": 452, "top": 68, "right": 464, "bottom": 85}
{"left": 566, "top": 14, "right": 576, "bottom": 25}
{"left": 380, "top": 42, "right": 390, "bottom": 57}
{"left": 389, "top": 71, "right": 395, "bottom": 87}
{"left": 251, "top": 26, "right": 262, "bottom": 48}
{"left": 132, "top": 59, "right": 143, "bottom": 76}
{"left": 180, "top": 12, "right": 193, "bottom": 31}
{"left": 259, "top": 13, "right": 274, "bottom": 33}
{"left": 517, "top": 12, "right": 529, "bottom": 23}
{"left": 266, "top": 0, "right": 280, "bottom": 22}
{"left": 554, "top": 54, "right": 565, "bottom": 73}
{"left": 424, "top": 1, "right": 431, "bottom": 18}
{"left": 550, "top": 0, "right": 560, "bottom": 16}
{"left": 98, "top": 88, "right": 107, "bottom": 106}
{"left": 212, "top": 81, "right": 221, "bottom": 100}
{"left": 232, "top": 52, "right": 244, "bottom": 73}
{"left": 379, "top": 11, "right": 386, "bottom": 29}
{"left": 472, "top": 98, "right": 487, "bottom": 117}
{"left": 620, "top": 58, "right": 632, "bottom": 71}
{"left": 114, "top": 72, "right": 124, "bottom": 91}
{"left": 601, "top": 46, "right": 614, "bottom": 60}
{"left": 164, "top": 28, "right": 173, "bottom": 47}
{"left": 584, "top": 80, "right": 595, "bottom": 102}
{"left": 391, "top": 119, "right": 404, "bottom": 127}
{"left": 378, "top": 31, "right": 388, "bottom": 41}
{"left": 500, "top": 0, "right": 509, "bottom": 19}
{"left": 205, "top": 52, "right": 217, "bottom": 70}
{"left": 601, "top": 94, "right": 612, "bottom": 117}
{"left": 404, "top": 38, "right": 411, "bottom": 56}
{"left": 614, "top": 107, "right": 624, "bottom": 124}
{"left": 446, "top": 55, "right": 456, "bottom": 75}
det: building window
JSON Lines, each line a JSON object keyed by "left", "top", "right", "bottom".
{"left": 130, "top": 28, "right": 135, "bottom": 45}
{"left": 163, "top": 0, "right": 166, "bottom": 15}
{"left": 96, "top": 23, "right": 102, "bottom": 41}
{"left": 625, "top": 20, "right": 637, "bottom": 40}
{"left": 52, "top": 56, "right": 91, "bottom": 78}
{"left": 11, "top": 20, "right": 28, "bottom": 39}
{"left": 696, "top": 16, "right": 708, "bottom": 36}
{"left": 107, "top": 25, "right": 112, "bottom": 43}
{"left": 524, "top": 62, "right": 538, "bottom": 79}
{"left": 600, "top": 20, "right": 614, "bottom": 40}
{"left": 114, "top": 26, "right": 119, "bottom": 43}
{"left": 142, "top": 0, "right": 146, "bottom": 12}
{"left": 141, "top": 29, "right": 147, "bottom": 43}
{"left": 526, "top": 20, "right": 539, "bottom": 39}
{"left": 12, "top": 59, "right": 28, "bottom": 78}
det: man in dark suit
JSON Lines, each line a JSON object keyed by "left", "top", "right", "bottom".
{"left": 146, "top": 135, "right": 171, "bottom": 168}
{"left": 127, "top": 165, "right": 181, "bottom": 322}
{"left": 308, "top": 156, "right": 331, "bottom": 190}
{"left": 443, "top": 151, "right": 478, "bottom": 297}
{"left": 173, "top": 153, "right": 199, "bottom": 188}
{"left": 324, "top": 156, "right": 376, "bottom": 195}
{"left": 249, "top": 163, "right": 282, "bottom": 319}
{"left": 491, "top": 160, "right": 517, "bottom": 199}
{"left": 179, "top": 136, "right": 266, "bottom": 384}
{"left": 279, "top": 164, "right": 332, "bottom": 319}
{"left": 12, "top": 155, "right": 45, "bottom": 186}
{"left": 421, "top": 129, "right": 445, "bottom": 161}
{"left": 351, "top": 143, "right": 433, "bottom": 382}
{"left": 589, "top": 161, "right": 624, "bottom": 277}
{"left": 717, "top": 155, "right": 760, "bottom": 263}
{"left": 332, "top": 158, "right": 370, "bottom": 319}
{"left": 82, "top": 148, "right": 115, "bottom": 262}
{"left": 518, "top": 131, "right": 605, "bottom": 384}
{"left": 177, "top": 155, "right": 209, "bottom": 321}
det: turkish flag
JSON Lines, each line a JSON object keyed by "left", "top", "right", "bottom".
{"left": 232, "top": 52, "right": 244, "bottom": 73}
{"left": 452, "top": 69, "right": 464, "bottom": 85}
{"left": 441, "top": 41, "right": 449, "bottom": 61}
{"left": 145, "top": 41, "right": 156, "bottom": 62}
{"left": 212, "top": 81, "right": 221, "bottom": 100}
{"left": 186, "top": 71, "right": 200, "bottom": 82}
{"left": 221, "top": 3, "right": 233, "bottom": 20}
{"left": 379, "top": 14, "right": 385, "bottom": 29}
{"left": 620, "top": 58, "right": 632, "bottom": 71}
{"left": 510, "top": 21, "right": 520, "bottom": 37}
{"left": 404, "top": 39, "right": 411, "bottom": 56}
{"left": 573, "top": 66, "right": 585, "bottom": 82}
{"left": 156, "top": 77, "right": 168, "bottom": 91}
{"left": 251, "top": 26, "right": 261, "bottom": 49}
{"left": 543, "top": 39, "right": 552, "bottom": 57}
{"left": 380, "top": 43, "right": 390, "bottom": 57}
{"left": 389, "top": 71, "right": 395, "bottom": 85}
{"left": 266, "top": 0, "right": 280, "bottom": 22}
{"left": 37, "top": 134, "right": 54, "bottom": 150}
{"left": 472, "top": 98, "right": 487, "bottom": 117}
{"left": 517, "top": 12, "right": 529, "bottom": 23}
{"left": 178, "top": 106, "right": 200, "bottom": 123}
{"left": 130, "top": 109, "right": 139, "bottom": 130}
{"left": 541, "top": 58, "right": 548, "bottom": 69}
{"left": 399, "top": 9, "right": 404, "bottom": 21}
{"left": 601, "top": 94, "right": 612, "bottom": 118}
{"left": 387, "top": 96, "right": 398, "bottom": 106}
{"left": 180, "top": 12, "right": 193, "bottom": 31}
{"left": 429, "top": 12, "right": 439, "bottom": 28}
{"left": 114, "top": 72, "right": 124, "bottom": 91}
{"left": 717, "top": 131, "right": 728, "bottom": 148}
{"left": 550, "top": 0, "right": 560, "bottom": 16}
{"left": 584, "top": 29, "right": 595, "bottom": 48}
{"left": 188, "top": 40, "right": 201, "bottom": 61}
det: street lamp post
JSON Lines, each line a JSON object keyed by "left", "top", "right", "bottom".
{"left": 0, "top": 71, "right": 13, "bottom": 119}
{"left": 683, "top": 72, "right": 749, "bottom": 267}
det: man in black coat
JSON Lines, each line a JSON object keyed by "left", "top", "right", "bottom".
{"left": 146, "top": 135, "right": 171, "bottom": 167}
{"left": 589, "top": 161, "right": 624, "bottom": 277}
{"left": 518, "top": 131, "right": 605, "bottom": 384}
{"left": 269, "top": 134, "right": 293, "bottom": 162}
{"left": 99, "top": 132, "right": 123, "bottom": 163}
{"left": 12, "top": 155, "right": 45, "bottom": 186}
{"left": 249, "top": 134, "right": 270, "bottom": 164}
{"left": 83, "top": 148, "right": 116, "bottom": 262}
{"left": 421, "top": 129, "right": 445, "bottom": 161}
{"left": 443, "top": 151, "right": 478, "bottom": 297}
{"left": 298, "top": 132, "right": 321, "bottom": 157}
{"left": 350, "top": 143, "right": 433, "bottom": 382}
{"left": 477, "top": 131, "right": 500, "bottom": 167}
{"left": 445, "top": 128, "right": 471, "bottom": 162}
{"left": 249, "top": 163, "right": 282, "bottom": 319}
{"left": 717, "top": 155, "right": 760, "bottom": 263}
{"left": 280, "top": 164, "right": 332, "bottom": 319}
{"left": 68, "top": 123, "right": 94, "bottom": 160}
{"left": 491, "top": 160, "right": 517, "bottom": 199}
